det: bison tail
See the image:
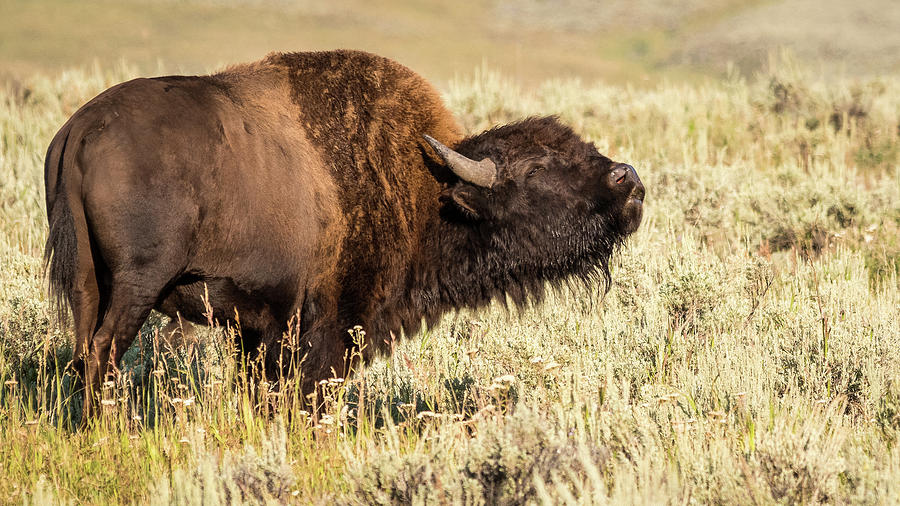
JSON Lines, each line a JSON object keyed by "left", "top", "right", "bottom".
{"left": 43, "top": 126, "right": 82, "bottom": 325}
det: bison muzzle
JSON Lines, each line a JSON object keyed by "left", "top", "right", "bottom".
{"left": 43, "top": 50, "right": 645, "bottom": 420}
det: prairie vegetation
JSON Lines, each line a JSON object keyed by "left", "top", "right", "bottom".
{"left": 1, "top": 53, "right": 899, "bottom": 503}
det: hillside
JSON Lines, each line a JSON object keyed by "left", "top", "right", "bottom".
{"left": 1, "top": 0, "right": 899, "bottom": 86}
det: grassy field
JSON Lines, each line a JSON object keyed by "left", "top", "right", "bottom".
{"left": 1, "top": 51, "right": 898, "bottom": 503}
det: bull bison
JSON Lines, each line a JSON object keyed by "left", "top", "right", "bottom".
{"left": 44, "top": 50, "right": 644, "bottom": 418}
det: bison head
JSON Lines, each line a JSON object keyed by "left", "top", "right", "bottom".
{"left": 425, "top": 116, "right": 644, "bottom": 294}
{"left": 427, "top": 117, "right": 643, "bottom": 235}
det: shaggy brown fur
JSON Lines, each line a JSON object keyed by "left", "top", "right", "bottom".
{"left": 44, "top": 50, "right": 644, "bottom": 421}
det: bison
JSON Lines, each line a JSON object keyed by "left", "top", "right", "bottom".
{"left": 44, "top": 50, "right": 644, "bottom": 418}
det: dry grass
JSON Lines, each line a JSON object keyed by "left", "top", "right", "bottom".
{"left": 1, "top": 53, "right": 899, "bottom": 503}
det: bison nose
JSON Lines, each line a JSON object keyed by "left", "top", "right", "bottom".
{"left": 608, "top": 163, "right": 643, "bottom": 196}
{"left": 608, "top": 163, "right": 634, "bottom": 185}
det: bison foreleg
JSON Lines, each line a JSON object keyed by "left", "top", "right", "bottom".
{"left": 292, "top": 322, "right": 362, "bottom": 406}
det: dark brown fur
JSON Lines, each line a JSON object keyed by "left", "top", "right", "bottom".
{"left": 44, "top": 50, "right": 644, "bottom": 419}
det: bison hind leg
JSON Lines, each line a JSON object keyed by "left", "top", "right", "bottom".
{"left": 80, "top": 271, "right": 181, "bottom": 424}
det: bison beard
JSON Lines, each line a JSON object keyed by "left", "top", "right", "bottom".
{"left": 43, "top": 50, "right": 645, "bottom": 421}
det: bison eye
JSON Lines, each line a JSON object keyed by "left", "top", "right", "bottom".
{"left": 526, "top": 166, "right": 543, "bottom": 178}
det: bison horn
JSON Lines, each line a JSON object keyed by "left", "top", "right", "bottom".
{"left": 424, "top": 135, "right": 496, "bottom": 188}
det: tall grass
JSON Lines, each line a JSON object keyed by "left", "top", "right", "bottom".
{"left": 1, "top": 54, "right": 899, "bottom": 503}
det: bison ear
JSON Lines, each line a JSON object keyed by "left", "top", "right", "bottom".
{"left": 444, "top": 184, "right": 490, "bottom": 221}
